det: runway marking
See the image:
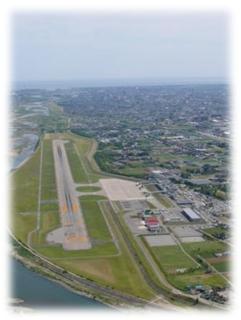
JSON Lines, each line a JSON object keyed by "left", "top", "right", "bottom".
{"left": 51, "top": 139, "right": 91, "bottom": 250}
{"left": 62, "top": 204, "right": 67, "bottom": 213}
{"left": 72, "top": 203, "right": 78, "bottom": 213}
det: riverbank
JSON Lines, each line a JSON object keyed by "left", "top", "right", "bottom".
{"left": 11, "top": 254, "right": 111, "bottom": 310}
{"left": 10, "top": 235, "right": 142, "bottom": 310}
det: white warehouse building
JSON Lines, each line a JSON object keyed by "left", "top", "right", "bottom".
{"left": 181, "top": 208, "right": 201, "bottom": 222}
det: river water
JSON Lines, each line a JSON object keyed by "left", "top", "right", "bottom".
{"left": 11, "top": 258, "right": 108, "bottom": 310}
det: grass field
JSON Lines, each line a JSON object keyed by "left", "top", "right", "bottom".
{"left": 169, "top": 273, "right": 227, "bottom": 291}
{"left": 64, "top": 141, "right": 89, "bottom": 183}
{"left": 65, "top": 132, "right": 104, "bottom": 183}
{"left": 203, "top": 226, "right": 230, "bottom": 240}
{"left": 79, "top": 198, "right": 112, "bottom": 242}
{"left": 153, "top": 193, "right": 174, "bottom": 208}
{"left": 76, "top": 186, "right": 101, "bottom": 192}
{"left": 41, "top": 139, "right": 57, "bottom": 201}
{"left": 206, "top": 255, "right": 230, "bottom": 273}
{"left": 150, "top": 245, "right": 198, "bottom": 274}
{"left": 32, "top": 137, "right": 60, "bottom": 247}
{"left": 211, "top": 261, "right": 230, "bottom": 272}
{"left": 182, "top": 240, "right": 229, "bottom": 259}
{"left": 55, "top": 254, "right": 155, "bottom": 298}
{"left": 118, "top": 166, "right": 148, "bottom": 178}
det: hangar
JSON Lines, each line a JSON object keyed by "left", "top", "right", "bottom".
{"left": 181, "top": 208, "right": 201, "bottom": 222}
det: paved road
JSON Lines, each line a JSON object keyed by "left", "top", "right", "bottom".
{"left": 49, "top": 140, "right": 91, "bottom": 250}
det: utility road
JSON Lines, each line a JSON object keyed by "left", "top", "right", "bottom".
{"left": 52, "top": 140, "right": 91, "bottom": 250}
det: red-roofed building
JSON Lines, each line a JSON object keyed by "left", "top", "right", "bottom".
{"left": 145, "top": 216, "right": 160, "bottom": 231}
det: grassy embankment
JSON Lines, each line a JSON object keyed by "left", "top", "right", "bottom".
{"left": 11, "top": 145, "right": 40, "bottom": 243}
{"left": 76, "top": 186, "right": 101, "bottom": 192}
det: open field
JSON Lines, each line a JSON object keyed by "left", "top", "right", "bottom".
{"left": 208, "top": 260, "right": 230, "bottom": 273}
{"left": 203, "top": 226, "right": 230, "bottom": 240}
{"left": 64, "top": 141, "right": 89, "bottom": 183}
{"left": 65, "top": 133, "right": 105, "bottom": 183}
{"left": 150, "top": 245, "right": 198, "bottom": 274}
{"left": 79, "top": 198, "right": 112, "bottom": 242}
{"left": 182, "top": 241, "right": 229, "bottom": 259}
{"left": 169, "top": 273, "right": 228, "bottom": 291}
{"left": 41, "top": 139, "right": 57, "bottom": 201}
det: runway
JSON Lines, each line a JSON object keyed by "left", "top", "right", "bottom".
{"left": 48, "top": 140, "right": 91, "bottom": 250}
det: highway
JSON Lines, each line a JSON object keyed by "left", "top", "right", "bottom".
{"left": 51, "top": 140, "right": 91, "bottom": 250}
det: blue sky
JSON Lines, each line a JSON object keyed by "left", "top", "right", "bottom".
{"left": 12, "top": 12, "right": 228, "bottom": 83}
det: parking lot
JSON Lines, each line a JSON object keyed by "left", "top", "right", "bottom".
{"left": 144, "top": 234, "right": 177, "bottom": 247}
{"left": 170, "top": 225, "right": 203, "bottom": 238}
{"left": 180, "top": 236, "right": 204, "bottom": 243}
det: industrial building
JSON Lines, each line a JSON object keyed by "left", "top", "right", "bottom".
{"left": 181, "top": 208, "right": 201, "bottom": 222}
{"left": 176, "top": 198, "right": 193, "bottom": 206}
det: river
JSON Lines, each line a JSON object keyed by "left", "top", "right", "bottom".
{"left": 11, "top": 258, "right": 108, "bottom": 310}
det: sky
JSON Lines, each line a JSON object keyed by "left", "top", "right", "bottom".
{"left": 12, "top": 12, "right": 229, "bottom": 84}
